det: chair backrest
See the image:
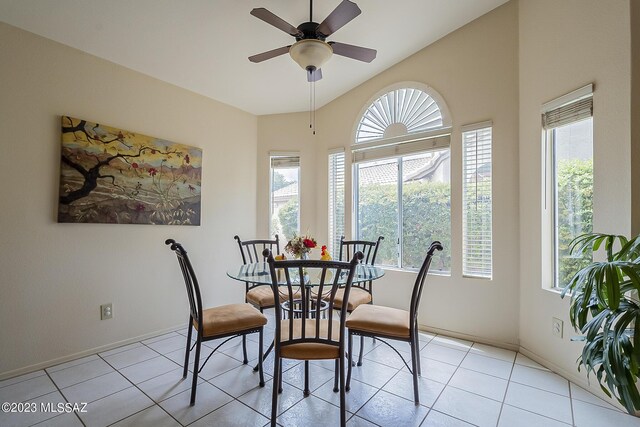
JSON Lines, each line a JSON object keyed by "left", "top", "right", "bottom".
{"left": 234, "top": 235, "right": 280, "bottom": 264}
{"left": 409, "top": 241, "right": 444, "bottom": 323}
{"left": 165, "top": 239, "right": 204, "bottom": 334}
{"left": 264, "top": 249, "right": 363, "bottom": 353}
{"left": 339, "top": 236, "right": 383, "bottom": 265}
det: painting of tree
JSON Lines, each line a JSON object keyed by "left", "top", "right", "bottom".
{"left": 58, "top": 116, "right": 202, "bottom": 225}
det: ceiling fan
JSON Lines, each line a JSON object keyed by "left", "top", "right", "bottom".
{"left": 248, "top": 0, "right": 377, "bottom": 82}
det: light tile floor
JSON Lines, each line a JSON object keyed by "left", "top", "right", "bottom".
{"left": 1, "top": 310, "right": 639, "bottom": 426}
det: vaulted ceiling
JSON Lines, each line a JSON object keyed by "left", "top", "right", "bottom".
{"left": 0, "top": 0, "right": 509, "bottom": 115}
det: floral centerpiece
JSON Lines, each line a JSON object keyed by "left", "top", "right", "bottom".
{"left": 285, "top": 234, "right": 317, "bottom": 259}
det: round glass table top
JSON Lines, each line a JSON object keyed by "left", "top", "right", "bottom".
{"left": 227, "top": 262, "right": 384, "bottom": 286}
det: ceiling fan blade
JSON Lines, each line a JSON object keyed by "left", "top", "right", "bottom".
{"left": 250, "top": 8, "right": 303, "bottom": 37}
{"left": 316, "top": 0, "right": 361, "bottom": 37}
{"left": 248, "top": 45, "right": 292, "bottom": 63}
{"left": 307, "top": 68, "right": 323, "bottom": 82}
{"left": 329, "top": 42, "right": 376, "bottom": 62}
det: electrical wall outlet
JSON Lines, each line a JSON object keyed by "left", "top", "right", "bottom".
{"left": 552, "top": 317, "right": 563, "bottom": 338}
{"left": 100, "top": 303, "right": 113, "bottom": 320}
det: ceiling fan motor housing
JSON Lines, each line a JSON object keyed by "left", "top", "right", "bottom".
{"left": 296, "top": 21, "right": 326, "bottom": 41}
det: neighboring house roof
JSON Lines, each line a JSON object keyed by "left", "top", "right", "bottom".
{"left": 272, "top": 152, "right": 450, "bottom": 201}
{"left": 273, "top": 182, "right": 299, "bottom": 202}
{"left": 359, "top": 152, "right": 449, "bottom": 186}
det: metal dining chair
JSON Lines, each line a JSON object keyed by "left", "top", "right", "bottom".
{"left": 234, "top": 234, "right": 280, "bottom": 365}
{"left": 165, "top": 239, "right": 267, "bottom": 405}
{"left": 345, "top": 241, "right": 443, "bottom": 404}
{"left": 263, "top": 248, "right": 363, "bottom": 427}
{"left": 334, "top": 235, "right": 383, "bottom": 365}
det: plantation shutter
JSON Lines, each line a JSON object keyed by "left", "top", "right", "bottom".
{"left": 328, "top": 150, "right": 345, "bottom": 259}
{"left": 462, "top": 122, "right": 492, "bottom": 279}
{"left": 542, "top": 84, "right": 593, "bottom": 130}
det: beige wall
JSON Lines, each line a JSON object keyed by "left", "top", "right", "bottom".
{"left": 258, "top": 2, "right": 521, "bottom": 346}
{"left": 0, "top": 22, "right": 258, "bottom": 377}
{"left": 632, "top": 0, "right": 640, "bottom": 235}
{"left": 518, "top": 0, "right": 631, "bottom": 401}
{"left": 256, "top": 113, "right": 317, "bottom": 238}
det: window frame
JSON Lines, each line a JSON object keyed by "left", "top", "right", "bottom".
{"left": 269, "top": 152, "right": 300, "bottom": 241}
{"left": 541, "top": 84, "right": 594, "bottom": 290}
{"left": 351, "top": 82, "right": 453, "bottom": 274}
{"left": 353, "top": 146, "right": 451, "bottom": 273}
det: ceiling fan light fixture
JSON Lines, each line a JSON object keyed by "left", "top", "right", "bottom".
{"left": 289, "top": 39, "right": 333, "bottom": 71}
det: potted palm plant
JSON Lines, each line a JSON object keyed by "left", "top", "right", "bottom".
{"left": 561, "top": 233, "right": 640, "bottom": 414}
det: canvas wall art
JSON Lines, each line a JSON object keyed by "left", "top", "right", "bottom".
{"left": 58, "top": 116, "right": 202, "bottom": 225}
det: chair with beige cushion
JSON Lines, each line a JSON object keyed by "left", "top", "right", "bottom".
{"left": 166, "top": 239, "right": 267, "bottom": 405}
{"left": 234, "top": 234, "right": 280, "bottom": 363}
{"left": 334, "top": 235, "right": 383, "bottom": 365}
{"left": 264, "top": 248, "right": 363, "bottom": 427}
{"left": 346, "top": 241, "right": 443, "bottom": 404}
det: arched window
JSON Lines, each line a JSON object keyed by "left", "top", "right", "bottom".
{"left": 354, "top": 84, "right": 451, "bottom": 144}
{"left": 350, "top": 83, "right": 452, "bottom": 273}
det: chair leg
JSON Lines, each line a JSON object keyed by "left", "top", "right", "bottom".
{"left": 258, "top": 329, "right": 265, "bottom": 387}
{"left": 339, "top": 352, "right": 347, "bottom": 427}
{"left": 410, "top": 336, "right": 419, "bottom": 404}
{"left": 190, "top": 338, "right": 202, "bottom": 406}
{"left": 357, "top": 335, "right": 365, "bottom": 366}
{"left": 242, "top": 334, "right": 248, "bottom": 364}
{"left": 414, "top": 330, "right": 422, "bottom": 376}
{"left": 278, "top": 357, "right": 283, "bottom": 394}
{"left": 271, "top": 355, "right": 280, "bottom": 427}
{"left": 255, "top": 340, "right": 274, "bottom": 372}
{"left": 303, "top": 360, "right": 310, "bottom": 397}
{"left": 183, "top": 319, "right": 193, "bottom": 378}
{"left": 333, "top": 359, "right": 339, "bottom": 392}
{"left": 346, "top": 331, "right": 353, "bottom": 392}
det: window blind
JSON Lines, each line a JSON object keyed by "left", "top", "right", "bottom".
{"left": 462, "top": 124, "right": 492, "bottom": 279}
{"left": 328, "top": 150, "right": 345, "bottom": 259}
{"left": 541, "top": 84, "right": 593, "bottom": 130}
{"left": 352, "top": 130, "right": 451, "bottom": 163}
{"left": 542, "top": 98, "right": 593, "bottom": 130}
{"left": 270, "top": 156, "right": 300, "bottom": 168}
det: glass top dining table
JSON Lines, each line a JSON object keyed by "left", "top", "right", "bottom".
{"left": 226, "top": 262, "right": 385, "bottom": 286}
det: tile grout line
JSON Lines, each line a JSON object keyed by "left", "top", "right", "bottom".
{"left": 96, "top": 347, "right": 183, "bottom": 427}
{"left": 496, "top": 359, "right": 577, "bottom": 426}
{"left": 494, "top": 355, "right": 516, "bottom": 427}
{"left": 37, "top": 368, "right": 87, "bottom": 427}
{"left": 418, "top": 336, "right": 475, "bottom": 426}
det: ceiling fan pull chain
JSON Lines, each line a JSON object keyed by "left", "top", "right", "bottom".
{"left": 309, "top": 78, "right": 313, "bottom": 131}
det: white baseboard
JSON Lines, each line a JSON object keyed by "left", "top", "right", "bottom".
{"left": 518, "top": 345, "right": 626, "bottom": 412}
{"left": 0, "top": 324, "right": 183, "bottom": 381}
{"left": 419, "top": 323, "right": 520, "bottom": 352}
{"left": 419, "top": 324, "right": 625, "bottom": 412}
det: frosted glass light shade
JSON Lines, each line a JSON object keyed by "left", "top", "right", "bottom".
{"left": 289, "top": 39, "right": 333, "bottom": 71}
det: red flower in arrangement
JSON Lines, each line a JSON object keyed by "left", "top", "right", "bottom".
{"left": 148, "top": 167, "right": 157, "bottom": 176}
{"left": 185, "top": 154, "right": 190, "bottom": 164}
{"left": 285, "top": 234, "right": 317, "bottom": 258}
{"left": 135, "top": 203, "right": 145, "bottom": 212}
{"left": 131, "top": 162, "right": 139, "bottom": 169}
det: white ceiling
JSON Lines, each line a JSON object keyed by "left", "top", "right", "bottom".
{"left": 0, "top": 0, "right": 508, "bottom": 115}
